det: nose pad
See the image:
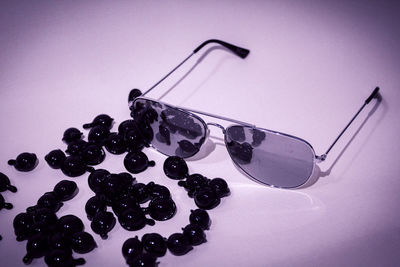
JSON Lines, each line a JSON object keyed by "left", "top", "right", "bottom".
{"left": 206, "top": 123, "right": 226, "bottom": 134}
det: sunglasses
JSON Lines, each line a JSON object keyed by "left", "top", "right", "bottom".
{"left": 129, "top": 39, "right": 380, "bottom": 189}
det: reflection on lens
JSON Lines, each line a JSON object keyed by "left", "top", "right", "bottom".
{"left": 226, "top": 126, "right": 245, "bottom": 142}
{"left": 226, "top": 140, "right": 253, "bottom": 164}
{"left": 225, "top": 125, "right": 315, "bottom": 188}
{"left": 177, "top": 140, "right": 199, "bottom": 158}
{"left": 251, "top": 128, "right": 266, "bottom": 147}
{"left": 131, "top": 98, "right": 207, "bottom": 158}
{"left": 158, "top": 123, "right": 171, "bottom": 145}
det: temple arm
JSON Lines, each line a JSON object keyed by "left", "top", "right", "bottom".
{"left": 317, "top": 87, "right": 381, "bottom": 161}
{"left": 142, "top": 39, "right": 250, "bottom": 96}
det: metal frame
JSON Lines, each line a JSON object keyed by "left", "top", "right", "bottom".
{"left": 133, "top": 39, "right": 381, "bottom": 188}
{"left": 133, "top": 95, "right": 317, "bottom": 188}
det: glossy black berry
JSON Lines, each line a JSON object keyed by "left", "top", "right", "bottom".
{"left": 124, "top": 128, "right": 145, "bottom": 152}
{"left": 124, "top": 152, "right": 155, "bottom": 174}
{"left": 182, "top": 223, "right": 207, "bottom": 246}
{"left": 66, "top": 140, "right": 88, "bottom": 156}
{"left": 13, "top": 212, "right": 34, "bottom": 241}
{"left": 48, "top": 232, "right": 71, "bottom": 251}
{"left": 0, "top": 193, "right": 13, "bottom": 210}
{"left": 111, "top": 196, "right": 140, "bottom": 217}
{"left": 194, "top": 186, "right": 220, "bottom": 210}
{"left": 167, "top": 233, "right": 193, "bottom": 256}
{"left": 118, "top": 172, "right": 136, "bottom": 187}
{"left": 91, "top": 211, "right": 116, "bottom": 239}
{"left": 44, "top": 249, "right": 86, "bottom": 267}
{"left": 129, "top": 253, "right": 157, "bottom": 267}
{"left": 8, "top": 152, "right": 38, "bottom": 172}
{"left": 85, "top": 195, "right": 107, "bottom": 221}
{"left": 163, "top": 156, "right": 188, "bottom": 180}
{"left": 61, "top": 156, "right": 88, "bottom": 177}
{"left": 129, "top": 183, "right": 150, "bottom": 204}
{"left": 147, "top": 197, "right": 176, "bottom": 221}
{"left": 118, "top": 120, "right": 136, "bottom": 135}
{"left": 45, "top": 149, "right": 67, "bottom": 169}
{"left": 128, "top": 88, "right": 142, "bottom": 103}
{"left": 53, "top": 180, "right": 78, "bottom": 201}
{"left": 145, "top": 182, "right": 171, "bottom": 199}
{"left": 104, "top": 133, "right": 126, "bottom": 154}
{"left": 82, "top": 144, "right": 105, "bottom": 165}
{"left": 23, "top": 234, "right": 48, "bottom": 264}
{"left": 88, "top": 169, "right": 110, "bottom": 194}
{"left": 118, "top": 208, "right": 154, "bottom": 231}
{"left": 83, "top": 114, "right": 114, "bottom": 130}
{"left": 88, "top": 125, "right": 110, "bottom": 145}
{"left": 178, "top": 173, "right": 208, "bottom": 197}
{"left": 70, "top": 231, "right": 97, "bottom": 254}
{"left": 29, "top": 221, "right": 52, "bottom": 236}
{"left": 34, "top": 192, "right": 63, "bottom": 212}
{"left": 142, "top": 107, "right": 158, "bottom": 124}
{"left": 31, "top": 207, "right": 58, "bottom": 226}
{"left": 209, "top": 177, "right": 230, "bottom": 198}
{"left": 122, "top": 236, "right": 143, "bottom": 263}
{"left": 189, "top": 209, "right": 211, "bottom": 230}
{"left": 62, "top": 128, "right": 83, "bottom": 145}
{"left": 142, "top": 233, "right": 167, "bottom": 257}
{"left": 0, "top": 172, "right": 17, "bottom": 193}
{"left": 135, "top": 121, "right": 153, "bottom": 145}
{"left": 57, "top": 215, "right": 84, "bottom": 236}
{"left": 102, "top": 174, "right": 125, "bottom": 202}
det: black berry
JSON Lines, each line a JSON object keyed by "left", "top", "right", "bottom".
{"left": 83, "top": 114, "right": 114, "bottom": 130}
{"left": 163, "top": 156, "right": 188, "bottom": 180}
{"left": 0, "top": 172, "right": 17, "bottom": 193}
{"left": 8, "top": 152, "right": 38, "bottom": 172}
{"left": 142, "top": 233, "right": 167, "bottom": 257}
{"left": 182, "top": 223, "right": 207, "bottom": 246}
{"left": 124, "top": 152, "right": 155, "bottom": 174}
{"left": 53, "top": 180, "right": 79, "bottom": 201}
{"left": 189, "top": 209, "right": 211, "bottom": 230}
{"left": 57, "top": 215, "right": 84, "bottom": 236}
{"left": 62, "top": 127, "right": 83, "bottom": 145}
{"left": 122, "top": 236, "right": 143, "bottom": 264}
{"left": 70, "top": 231, "right": 97, "bottom": 254}
{"left": 45, "top": 149, "right": 67, "bottom": 169}
{"left": 167, "top": 233, "right": 193, "bottom": 256}
{"left": 91, "top": 211, "right": 116, "bottom": 239}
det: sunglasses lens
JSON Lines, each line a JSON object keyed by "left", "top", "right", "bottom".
{"left": 132, "top": 98, "right": 207, "bottom": 158}
{"left": 225, "top": 125, "right": 315, "bottom": 188}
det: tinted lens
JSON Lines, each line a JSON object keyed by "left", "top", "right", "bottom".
{"left": 225, "top": 125, "right": 315, "bottom": 188}
{"left": 131, "top": 98, "right": 207, "bottom": 158}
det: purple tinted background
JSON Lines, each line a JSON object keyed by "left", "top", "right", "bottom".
{"left": 1, "top": 1, "right": 399, "bottom": 266}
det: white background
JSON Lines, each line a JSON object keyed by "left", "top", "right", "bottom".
{"left": 0, "top": 1, "right": 399, "bottom": 266}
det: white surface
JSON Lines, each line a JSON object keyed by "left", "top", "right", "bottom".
{"left": 1, "top": 1, "right": 399, "bottom": 266}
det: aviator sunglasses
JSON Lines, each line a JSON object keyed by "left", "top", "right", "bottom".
{"left": 129, "top": 39, "right": 381, "bottom": 189}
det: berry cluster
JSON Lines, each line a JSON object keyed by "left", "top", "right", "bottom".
{"left": 2, "top": 88, "right": 232, "bottom": 266}
{"left": 86, "top": 169, "right": 177, "bottom": 239}
{"left": 0, "top": 172, "right": 17, "bottom": 240}
{"left": 163, "top": 156, "right": 230, "bottom": 209}
{"left": 44, "top": 113, "right": 156, "bottom": 178}
{"left": 122, "top": 208, "right": 210, "bottom": 266}
{"left": 12, "top": 180, "right": 97, "bottom": 265}
{"left": 119, "top": 155, "right": 230, "bottom": 266}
